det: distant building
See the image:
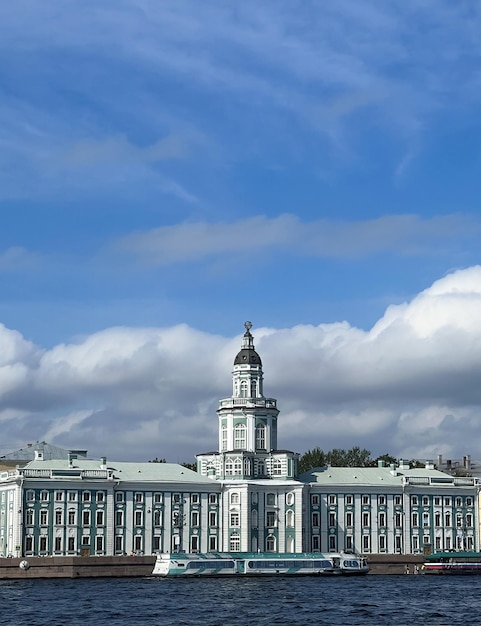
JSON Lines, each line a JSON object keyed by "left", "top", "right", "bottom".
{"left": 0, "top": 323, "right": 478, "bottom": 557}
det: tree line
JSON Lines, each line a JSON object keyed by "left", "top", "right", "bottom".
{"left": 298, "top": 447, "right": 425, "bottom": 473}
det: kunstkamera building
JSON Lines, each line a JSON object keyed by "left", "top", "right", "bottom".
{"left": 0, "top": 323, "right": 478, "bottom": 557}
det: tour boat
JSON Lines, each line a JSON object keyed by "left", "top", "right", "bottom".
{"left": 423, "top": 551, "right": 481, "bottom": 575}
{"left": 152, "top": 551, "right": 369, "bottom": 577}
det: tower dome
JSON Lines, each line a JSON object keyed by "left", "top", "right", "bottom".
{"left": 234, "top": 321, "right": 262, "bottom": 366}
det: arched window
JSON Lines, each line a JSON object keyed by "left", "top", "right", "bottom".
{"left": 240, "top": 381, "right": 248, "bottom": 398}
{"left": 445, "top": 512, "right": 451, "bottom": 527}
{"left": 244, "top": 458, "right": 251, "bottom": 476}
{"left": 234, "top": 458, "right": 242, "bottom": 475}
{"left": 286, "top": 510, "right": 294, "bottom": 528}
{"left": 234, "top": 424, "right": 246, "bottom": 449}
{"left": 286, "top": 492, "right": 294, "bottom": 506}
{"left": 266, "top": 534, "right": 276, "bottom": 552}
{"left": 225, "top": 459, "right": 234, "bottom": 476}
{"left": 250, "top": 379, "right": 257, "bottom": 398}
{"left": 255, "top": 425, "right": 266, "bottom": 450}
{"left": 221, "top": 425, "right": 228, "bottom": 451}
{"left": 230, "top": 492, "right": 240, "bottom": 505}
{"left": 230, "top": 533, "right": 241, "bottom": 552}
{"left": 251, "top": 510, "right": 258, "bottom": 527}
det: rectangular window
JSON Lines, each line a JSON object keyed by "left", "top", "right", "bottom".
{"left": 190, "top": 536, "right": 199, "bottom": 552}
{"left": 96, "top": 536, "right": 103, "bottom": 552}
{"left": 55, "top": 510, "right": 63, "bottom": 525}
{"left": 115, "top": 511, "right": 123, "bottom": 526}
{"left": 446, "top": 537, "right": 451, "bottom": 550}
{"left": 153, "top": 536, "right": 161, "bottom": 552}
{"left": 345, "top": 535, "right": 353, "bottom": 551}
{"left": 379, "top": 535, "right": 386, "bottom": 551}
{"left": 209, "top": 536, "right": 217, "bottom": 551}
{"left": 362, "top": 512, "right": 370, "bottom": 527}
{"left": 411, "top": 496, "right": 418, "bottom": 506}
{"left": 328, "top": 536, "right": 336, "bottom": 551}
{"left": 266, "top": 511, "right": 276, "bottom": 527}
{"left": 25, "top": 536, "right": 33, "bottom": 552}
{"left": 82, "top": 491, "right": 90, "bottom": 502}
{"left": 55, "top": 491, "right": 64, "bottom": 502}
{"left": 395, "top": 536, "right": 402, "bottom": 552}
{"left": 97, "top": 492, "right": 105, "bottom": 503}
{"left": 68, "top": 510, "right": 76, "bottom": 525}
{"left": 329, "top": 512, "right": 336, "bottom": 527}
{"left": 154, "top": 492, "right": 162, "bottom": 503}
{"left": 434, "top": 497, "right": 441, "bottom": 506}
{"left": 55, "top": 536, "right": 62, "bottom": 551}
{"left": 68, "top": 537, "right": 75, "bottom": 551}
{"left": 467, "top": 497, "right": 473, "bottom": 507}
{"left": 435, "top": 537, "right": 441, "bottom": 550}
{"left": 378, "top": 496, "right": 386, "bottom": 506}
{"left": 423, "top": 536, "right": 430, "bottom": 545}
{"left": 209, "top": 494, "right": 217, "bottom": 504}
{"left": 134, "top": 536, "right": 142, "bottom": 552}
{"left": 135, "top": 493, "right": 144, "bottom": 503}
{"left": 266, "top": 493, "right": 276, "bottom": 506}
{"left": 83, "top": 511, "right": 90, "bottom": 526}
{"left": 311, "top": 495, "right": 320, "bottom": 506}
{"left": 116, "top": 492, "right": 124, "bottom": 502}
{"left": 312, "top": 535, "right": 320, "bottom": 551}
{"left": 191, "top": 494, "right": 199, "bottom": 504}
{"left": 209, "top": 511, "right": 217, "bottom": 527}
{"left": 135, "top": 511, "right": 143, "bottom": 526}
{"left": 40, "top": 491, "right": 49, "bottom": 501}
{"left": 345, "top": 512, "right": 353, "bottom": 527}
{"left": 191, "top": 511, "right": 199, "bottom": 527}
{"left": 82, "top": 535, "right": 90, "bottom": 545}
{"left": 395, "top": 513, "right": 402, "bottom": 527}
{"left": 154, "top": 510, "right": 162, "bottom": 526}
{"left": 115, "top": 536, "right": 123, "bottom": 553}
{"left": 96, "top": 510, "right": 104, "bottom": 526}
{"left": 363, "top": 535, "right": 370, "bottom": 552}
{"left": 40, "top": 510, "right": 48, "bottom": 525}
{"left": 444, "top": 497, "right": 451, "bottom": 506}
{"left": 379, "top": 513, "right": 386, "bottom": 527}
{"left": 312, "top": 512, "right": 320, "bottom": 527}
{"left": 412, "top": 536, "right": 419, "bottom": 552}
{"left": 394, "top": 496, "right": 402, "bottom": 506}
{"left": 328, "top": 495, "right": 336, "bottom": 505}
{"left": 362, "top": 496, "right": 370, "bottom": 505}
{"left": 423, "top": 496, "right": 429, "bottom": 506}
{"left": 345, "top": 495, "right": 353, "bottom": 505}
{"left": 68, "top": 491, "right": 77, "bottom": 501}
{"left": 39, "top": 536, "right": 47, "bottom": 552}
{"left": 412, "top": 513, "right": 419, "bottom": 527}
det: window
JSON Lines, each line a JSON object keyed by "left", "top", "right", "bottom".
{"left": 209, "top": 536, "right": 217, "bottom": 551}
{"left": 209, "top": 511, "right": 217, "bottom": 527}
{"left": 312, "top": 512, "right": 320, "bottom": 527}
{"left": 25, "top": 536, "right": 33, "bottom": 552}
{"left": 411, "top": 496, "right": 418, "bottom": 506}
{"left": 135, "top": 511, "right": 143, "bottom": 526}
{"left": 312, "top": 536, "right": 320, "bottom": 551}
{"left": 208, "top": 494, "right": 217, "bottom": 504}
{"left": 329, "top": 536, "right": 336, "bottom": 551}
{"left": 379, "top": 535, "right": 386, "bottom": 551}
{"left": 116, "top": 492, "right": 124, "bottom": 503}
{"left": 115, "top": 511, "right": 123, "bottom": 526}
{"left": 266, "top": 511, "right": 276, "bottom": 527}
{"left": 39, "top": 536, "right": 48, "bottom": 552}
{"left": 345, "top": 495, "right": 353, "bottom": 505}
{"left": 456, "top": 497, "right": 462, "bottom": 507}
{"left": 191, "top": 494, "right": 199, "bottom": 504}
{"left": 395, "top": 536, "right": 402, "bottom": 552}
{"left": 234, "top": 424, "right": 246, "bottom": 449}
{"left": 362, "top": 512, "right": 370, "bottom": 527}
{"left": 191, "top": 511, "right": 199, "bottom": 527}
{"left": 154, "top": 510, "right": 162, "bottom": 526}
{"left": 422, "top": 496, "right": 429, "bottom": 506}
{"left": 255, "top": 425, "right": 266, "bottom": 449}
{"left": 423, "top": 536, "right": 430, "bottom": 545}
{"left": 26, "top": 490, "right": 35, "bottom": 502}
{"left": 363, "top": 535, "right": 370, "bottom": 552}
{"left": 286, "top": 492, "right": 294, "bottom": 506}
{"left": 68, "top": 537, "right": 75, "bottom": 551}
{"left": 266, "top": 493, "right": 276, "bottom": 506}
{"left": 135, "top": 493, "right": 143, "bottom": 503}
{"left": 311, "top": 495, "right": 320, "bottom": 506}
{"left": 96, "top": 536, "right": 103, "bottom": 552}
{"left": 83, "top": 511, "right": 90, "bottom": 526}
{"left": 82, "top": 535, "right": 90, "bottom": 545}
{"left": 378, "top": 496, "right": 386, "bottom": 506}
{"left": 234, "top": 458, "right": 242, "bottom": 476}
{"left": 221, "top": 425, "right": 228, "bottom": 451}
{"left": 115, "top": 536, "right": 123, "bottom": 553}
{"left": 328, "top": 495, "right": 337, "bottom": 505}
{"left": 435, "top": 512, "right": 441, "bottom": 527}
{"left": 379, "top": 513, "right": 386, "bottom": 527}
{"left": 362, "top": 495, "right": 370, "bottom": 505}
{"left": 68, "top": 510, "right": 76, "bottom": 525}
{"left": 412, "top": 512, "right": 419, "bottom": 527}
{"left": 466, "top": 513, "right": 473, "bottom": 527}
{"left": 434, "top": 497, "right": 441, "bottom": 506}
{"left": 230, "top": 492, "right": 240, "bottom": 505}
{"left": 55, "top": 491, "right": 63, "bottom": 502}
{"left": 68, "top": 491, "right": 77, "bottom": 501}
{"left": 154, "top": 492, "right": 162, "bottom": 504}
{"left": 153, "top": 536, "right": 161, "bottom": 552}
{"left": 266, "top": 535, "right": 276, "bottom": 552}
{"left": 230, "top": 533, "right": 240, "bottom": 552}
{"left": 40, "top": 510, "right": 48, "bottom": 526}
{"left": 345, "top": 536, "right": 353, "bottom": 551}
{"left": 412, "top": 536, "right": 419, "bottom": 552}
{"left": 444, "top": 497, "right": 451, "bottom": 506}
{"left": 26, "top": 509, "right": 34, "bottom": 526}
{"left": 55, "top": 537, "right": 62, "bottom": 551}
{"left": 272, "top": 459, "right": 282, "bottom": 475}
{"left": 82, "top": 491, "right": 90, "bottom": 502}
{"left": 97, "top": 492, "right": 105, "bottom": 503}
{"left": 225, "top": 459, "right": 233, "bottom": 476}
{"left": 394, "top": 496, "right": 402, "bottom": 506}
{"left": 329, "top": 512, "right": 336, "bottom": 527}
{"left": 435, "top": 536, "right": 441, "bottom": 550}
{"left": 190, "top": 536, "right": 199, "bottom": 553}
{"left": 446, "top": 537, "right": 451, "bottom": 550}
{"left": 257, "top": 461, "right": 265, "bottom": 476}
{"left": 345, "top": 512, "right": 353, "bottom": 527}
{"left": 134, "top": 536, "right": 142, "bottom": 552}
{"left": 239, "top": 380, "right": 248, "bottom": 398}
{"left": 286, "top": 510, "right": 294, "bottom": 527}
{"left": 445, "top": 513, "right": 451, "bottom": 527}
{"left": 467, "top": 497, "right": 473, "bottom": 507}
{"left": 40, "top": 491, "right": 49, "bottom": 502}
{"left": 96, "top": 510, "right": 104, "bottom": 526}
{"left": 394, "top": 513, "right": 402, "bottom": 528}
{"left": 55, "top": 510, "right": 63, "bottom": 525}
{"left": 423, "top": 513, "right": 429, "bottom": 527}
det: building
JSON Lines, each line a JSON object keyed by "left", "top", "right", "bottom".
{"left": 0, "top": 322, "right": 479, "bottom": 556}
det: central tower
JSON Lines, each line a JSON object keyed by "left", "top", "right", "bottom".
{"left": 197, "top": 322, "right": 298, "bottom": 480}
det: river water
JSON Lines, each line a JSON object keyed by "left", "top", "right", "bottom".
{"left": 1, "top": 575, "right": 479, "bottom": 625}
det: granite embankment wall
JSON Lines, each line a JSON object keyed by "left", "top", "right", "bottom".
{"left": 0, "top": 554, "right": 426, "bottom": 578}
{"left": 0, "top": 555, "right": 156, "bottom": 579}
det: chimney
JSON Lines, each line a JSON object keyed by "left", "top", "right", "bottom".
{"left": 425, "top": 459, "right": 434, "bottom": 470}
{"left": 34, "top": 450, "right": 44, "bottom": 461}
{"left": 465, "top": 455, "right": 471, "bottom": 471}
{"left": 377, "top": 460, "right": 385, "bottom": 468}
{"left": 100, "top": 456, "right": 107, "bottom": 470}
{"left": 399, "top": 459, "right": 410, "bottom": 470}
{"left": 68, "top": 453, "right": 77, "bottom": 467}
{"left": 437, "top": 454, "right": 442, "bottom": 468}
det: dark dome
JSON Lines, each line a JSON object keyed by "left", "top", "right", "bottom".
{"left": 234, "top": 348, "right": 262, "bottom": 366}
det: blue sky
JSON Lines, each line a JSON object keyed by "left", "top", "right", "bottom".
{"left": 1, "top": 1, "right": 481, "bottom": 463}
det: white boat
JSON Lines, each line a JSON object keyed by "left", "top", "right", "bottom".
{"left": 152, "top": 551, "right": 369, "bottom": 577}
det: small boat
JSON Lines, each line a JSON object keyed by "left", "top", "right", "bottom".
{"left": 423, "top": 551, "right": 481, "bottom": 575}
{"left": 152, "top": 551, "right": 369, "bottom": 577}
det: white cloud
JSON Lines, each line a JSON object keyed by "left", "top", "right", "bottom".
{"left": 115, "top": 213, "right": 481, "bottom": 266}
{"left": 1, "top": 266, "right": 481, "bottom": 462}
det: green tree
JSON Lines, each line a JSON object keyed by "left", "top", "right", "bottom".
{"left": 299, "top": 448, "right": 327, "bottom": 473}
{"left": 148, "top": 457, "right": 166, "bottom": 463}
{"left": 181, "top": 462, "right": 197, "bottom": 472}
{"left": 344, "top": 447, "right": 372, "bottom": 467}
{"left": 371, "top": 453, "right": 397, "bottom": 467}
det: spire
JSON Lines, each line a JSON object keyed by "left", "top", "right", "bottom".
{"left": 234, "top": 321, "right": 262, "bottom": 366}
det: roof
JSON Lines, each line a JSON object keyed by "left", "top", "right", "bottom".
{"left": 234, "top": 323, "right": 262, "bottom": 366}
{"left": 298, "top": 465, "right": 467, "bottom": 487}
{"left": 0, "top": 442, "right": 87, "bottom": 462}
{"left": 22, "top": 458, "right": 215, "bottom": 484}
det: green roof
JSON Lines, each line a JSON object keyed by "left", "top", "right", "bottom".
{"left": 299, "top": 465, "right": 459, "bottom": 487}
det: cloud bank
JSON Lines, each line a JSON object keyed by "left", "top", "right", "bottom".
{"left": 1, "top": 266, "right": 481, "bottom": 463}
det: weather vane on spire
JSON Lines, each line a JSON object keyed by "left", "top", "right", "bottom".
{"left": 244, "top": 321, "right": 252, "bottom": 332}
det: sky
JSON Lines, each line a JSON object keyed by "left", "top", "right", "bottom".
{"left": 1, "top": 1, "right": 481, "bottom": 464}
